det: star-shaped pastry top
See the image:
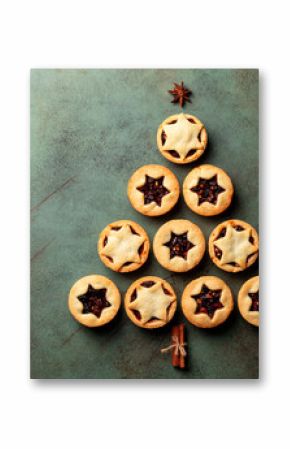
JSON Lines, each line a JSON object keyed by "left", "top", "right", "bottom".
{"left": 137, "top": 175, "right": 169, "bottom": 206}
{"left": 164, "top": 231, "right": 194, "bottom": 260}
{"left": 162, "top": 113, "right": 203, "bottom": 160}
{"left": 214, "top": 226, "right": 257, "bottom": 269}
{"left": 249, "top": 290, "right": 259, "bottom": 312}
{"left": 192, "top": 284, "right": 223, "bottom": 319}
{"left": 191, "top": 175, "right": 225, "bottom": 205}
{"left": 100, "top": 224, "right": 145, "bottom": 270}
{"left": 78, "top": 284, "right": 111, "bottom": 318}
{"left": 129, "top": 281, "right": 174, "bottom": 324}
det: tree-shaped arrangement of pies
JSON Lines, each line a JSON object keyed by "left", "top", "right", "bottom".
{"left": 68, "top": 80, "right": 259, "bottom": 341}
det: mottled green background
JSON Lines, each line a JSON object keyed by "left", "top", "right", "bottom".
{"left": 31, "top": 69, "right": 259, "bottom": 379}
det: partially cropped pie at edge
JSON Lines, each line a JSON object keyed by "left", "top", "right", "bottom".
{"left": 68, "top": 275, "right": 121, "bottom": 327}
{"left": 153, "top": 219, "right": 205, "bottom": 272}
{"left": 238, "top": 276, "right": 259, "bottom": 327}
{"left": 209, "top": 219, "right": 259, "bottom": 273}
{"left": 181, "top": 276, "right": 234, "bottom": 328}
{"left": 127, "top": 164, "right": 180, "bottom": 216}
{"left": 157, "top": 113, "right": 208, "bottom": 164}
{"left": 183, "top": 164, "right": 234, "bottom": 216}
{"left": 98, "top": 220, "right": 150, "bottom": 273}
{"left": 124, "top": 276, "right": 177, "bottom": 329}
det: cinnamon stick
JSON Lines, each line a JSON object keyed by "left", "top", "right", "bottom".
{"left": 179, "top": 324, "right": 186, "bottom": 369}
{"left": 171, "top": 325, "right": 180, "bottom": 367}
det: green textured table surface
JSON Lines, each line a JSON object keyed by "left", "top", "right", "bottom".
{"left": 31, "top": 69, "right": 259, "bottom": 379}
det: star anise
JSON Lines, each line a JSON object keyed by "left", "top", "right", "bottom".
{"left": 168, "top": 81, "right": 192, "bottom": 108}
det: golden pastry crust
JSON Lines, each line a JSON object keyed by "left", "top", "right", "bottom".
{"left": 238, "top": 276, "right": 259, "bottom": 327}
{"left": 183, "top": 164, "right": 234, "bottom": 216}
{"left": 68, "top": 275, "right": 121, "bottom": 327}
{"left": 98, "top": 220, "right": 150, "bottom": 273}
{"left": 124, "top": 276, "right": 177, "bottom": 329}
{"left": 181, "top": 276, "right": 234, "bottom": 328}
{"left": 157, "top": 113, "right": 208, "bottom": 164}
{"left": 127, "top": 164, "right": 180, "bottom": 217}
{"left": 209, "top": 219, "right": 259, "bottom": 273}
{"left": 153, "top": 219, "right": 205, "bottom": 272}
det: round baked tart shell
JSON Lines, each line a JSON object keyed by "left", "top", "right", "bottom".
{"left": 153, "top": 219, "right": 206, "bottom": 272}
{"left": 68, "top": 275, "right": 121, "bottom": 328}
{"left": 238, "top": 276, "right": 259, "bottom": 327}
{"left": 127, "top": 164, "right": 180, "bottom": 217}
{"left": 209, "top": 219, "right": 259, "bottom": 273}
{"left": 183, "top": 164, "right": 234, "bottom": 216}
{"left": 181, "top": 276, "right": 234, "bottom": 328}
{"left": 98, "top": 220, "right": 150, "bottom": 273}
{"left": 157, "top": 113, "right": 208, "bottom": 164}
{"left": 124, "top": 276, "right": 177, "bottom": 329}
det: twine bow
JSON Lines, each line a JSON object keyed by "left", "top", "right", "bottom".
{"left": 161, "top": 335, "right": 187, "bottom": 357}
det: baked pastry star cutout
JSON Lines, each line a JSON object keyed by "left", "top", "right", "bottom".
{"left": 214, "top": 226, "right": 256, "bottom": 269}
{"left": 128, "top": 281, "right": 175, "bottom": 325}
{"left": 101, "top": 224, "right": 144, "bottom": 270}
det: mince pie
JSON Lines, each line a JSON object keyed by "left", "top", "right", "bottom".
{"left": 183, "top": 164, "right": 234, "bottom": 216}
{"left": 153, "top": 219, "right": 205, "bottom": 272}
{"left": 127, "top": 164, "right": 180, "bottom": 216}
{"left": 98, "top": 220, "right": 150, "bottom": 272}
{"left": 209, "top": 219, "right": 259, "bottom": 273}
{"left": 181, "top": 276, "right": 234, "bottom": 328}
{"left": 238, "top": 276, "right": 259, "bottom": 327}
{"left": 124, "top": 276, "right": 177, "bottom": 329}
{"left": 157, "top": 113, "right": 208, "bottom": 164}
{"left": 68, "top": 275, "right": 121, "bottom": 327}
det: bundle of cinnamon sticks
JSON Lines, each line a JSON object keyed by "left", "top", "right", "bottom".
{"left": 171, "top": 324, "right": 187, "bottom": 369}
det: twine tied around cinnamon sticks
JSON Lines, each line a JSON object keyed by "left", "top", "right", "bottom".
{"left": 161, "top": 324, "right": 187, "bottom": 369}
{"left": 161, "top": 336, "right": 187, "bottom": 356}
